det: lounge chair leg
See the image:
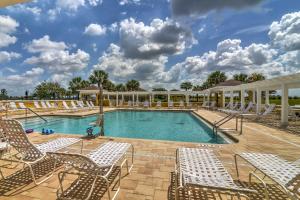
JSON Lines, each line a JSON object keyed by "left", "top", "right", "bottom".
{"left": 234, "top": 154, "right": 240, "bottom": 179}
{"left": 249, "top": 172, "right": 269, "bottom": 200}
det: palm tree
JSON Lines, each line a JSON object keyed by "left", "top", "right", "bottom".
{"left": 115, "top": 83, "right": 126, "bottom": 91}
{"left": 89, "top": 70, "right": 109, "bottom": 136}
{"left": 126, "top": 80, "right": 140, "bottom": 91}
{"left": 247, "top": 73, "right": 265, "bottom": 83}
{"left": 233, "top": 73, "right": 248, "bottom": 83}
{"left": 207, "top": 71, "right": 227, "bottom": 87}
{"left": 180, "top": 81, "right": 193, "bottom": 91}
{"left": 152, "top": 88, "right": 167, "bottom": 91}
{"left": 69, "top": 77, "right": 83, "bottom": 99}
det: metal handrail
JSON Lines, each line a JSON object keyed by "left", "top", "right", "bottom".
{"left": 24, "top": 108, "right": 47, "bottom": 122}
{"left": 213, "top": 114, "right": 237, "bottom": 137}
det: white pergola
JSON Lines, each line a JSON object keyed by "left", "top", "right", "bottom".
{"left": 203, "top": 73, "right": 300, "bottom": 126}
{"left": 79, "top": 73, "right": 300, "bottom": 126}
{"left": 78, "top": 89, "right": 206, "bottom": 106}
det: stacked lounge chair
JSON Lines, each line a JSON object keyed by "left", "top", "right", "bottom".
{"left": 168, "top": 100, "right": 174, "bottom": 108}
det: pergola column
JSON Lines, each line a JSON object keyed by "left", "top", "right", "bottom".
{"left": 222, "top": 91, "right": 226, "bottom": 107}
{"left": 116, "top": 93, "right": 119, "bottom": 107}
{"left": 136, "top": 93, "right": 139, "bottom": 103}
{"left": 132, "top": 93, "right": 135, "bottom": 104}
{"left": 149, "top": 94, "right": 152, "bottom": 107}
{"left": 256, "top": 89, "right": 262, "bottom": 113}
{"left": 241, "top": 89, "right": 245, "bottom": 107}
{"left": 281, "top": 84, "right": 289, "bottom": 127}
{"left": 252, "top": 90, "right": 256, "bottom": 103}
{"left": 265, "top": 90, "right": 270, "bottom": 105}
{"left": 122, "top": 94, "right": 124, "bottom": 102}
{"left": 167, "top": 93, "right": 170, "bottom": 105}
{"left": 207, "top": 93, "right": 210, "bottom": 103}
{"left": 230, "top": 91, "right": 234, "bottom": 104}
{"left": 185, "top": 94, "right": 189, "bottom": 104}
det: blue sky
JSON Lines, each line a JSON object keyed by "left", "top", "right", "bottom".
{"left": 0, "top": 0, "right": 300, "bottom": 95}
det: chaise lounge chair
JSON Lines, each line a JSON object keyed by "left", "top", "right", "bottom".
{"left": 235, "top": 152, "right": 300, "bottom": 200}
{"left": 175, "top": 148, "right": 255, "bottom": 200}
{"left": 0, "top": 119, "right": 82, "bottom": 185}
{"left": 156, "top": 101, "right": 161, "bottom": 108}
{"left": 48, "top": 141, "right": 134, "bottom": 200}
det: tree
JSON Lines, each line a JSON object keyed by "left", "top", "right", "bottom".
{"left": 233, "top": 73, "right": 248, "bottom": 83}
{"left": 115, "top": 84, "right": 127, "bottom": 91}
{"left": 68, "top": 77, "right": 90, "bottom": 99}
{"left": 192, "top": 85, "right": 202, "bottom": 91}
{"left": 89, "top": 70, "right": 109, "bottom": 136}
{"left": 247, "top": 73, "right": 265, "bottom": 82}
{"left": 207, "top": 71, "right": 227, "bottom": 87}
{"left": 0, "top": 88, "right": 8, "bottom": 100}
{"left": 126, "top": 80, "right": 140, "bottom": 91}
{"left": 180, "top": 81, "right": 193, "bottom": 91}
{"left": 25, "top": 90, "right": 29, "bottom": 99}
{"left": 34, "top": 81, "right": 64, "bottom": 99}
{"left": 104, "top": 80, "right": 116, "bottom": 91}
{"left": 152, "top": 88, "right": 167, "bottom": 91}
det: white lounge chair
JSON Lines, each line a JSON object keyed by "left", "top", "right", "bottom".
{"left": 90, "top": 101, "right": 96, "bottom": 107}
{"left": 168, "top": 101, "right": 174, "bottom": 108}
{"left": 241, "top": 104, "right": 276, "bottom": 120}
{"left": 179, "top": 101, "right": 184, "bottom": 108}
{"left": 18, "top": 102, "right": 27, "bottom": 109}
{"left": 134, "top": 101, "right": 140, "bottom": 107}
{"left": 156, "top": 101, "right": 161, "bottom": 108}
{"left": 48, "top": 142, "right": 134, "bottom": 200}
{"left": 45, "top": 101, "right": 54, "bottom": 109}
{"left": 235, "top": 152, "right": 300, "bottom": 199}
{"left": 175, "top": 148, "right": 255, "bottom": 200}
{"left": 0, "top": 119, "right": 82, "bottom": 185}
{"left": 34, "top": 101, "right": 42, "bottom": 109}
{"left": 9, "top": 102, "right": 20, "bottom": 110}
{"left": 62, "top": 101, "right": 76, "bottom": 111}
{"left": 40, "top": 101, "right": 48, "bottom": 109}
{"left": 143, "top": 101, "right": 149, "bottom": 108}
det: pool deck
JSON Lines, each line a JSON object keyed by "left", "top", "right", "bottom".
{"left": 0, "top": 108, "right": 299, "bottom": 199}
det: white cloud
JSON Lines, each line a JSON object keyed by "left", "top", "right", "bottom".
{"left": 0, "top": 15, "right": 19, "bottom": 48}
{"left": 109, "top": 22, "right": 119, "bottom": 32}
{"left": 24, "top": 67, "right": 44, "bottom": 76}
{"left": 234, "top": 24, "right": 269, "bottom": 35}
{"left": 92, "top": 43, "right": 97, "bottom": 52}
{"left": 119, "top": 18, "right": 196, "bottom": 59}
{"left": 0, "top": 51, "right": 21, "bottom": 63}
{"left": 24, "top": 35, "right": 67, "bottom": 53}
{"left": 88, "top": 0, "right": 103, "bottom": 6}
{"left": 56, "top": 0, "right": 85, "bottom": 12}
{"left": 269, "top": 11, "right": 300, "bottom": 51}
{"left": 24, "top": 36, "right": 90, "bottom": 74}
{"left": 84, "top": 23, "right": 107, "bottom": 36}
{"left": 119, "top": 0, "right": 141, "bottom": 6}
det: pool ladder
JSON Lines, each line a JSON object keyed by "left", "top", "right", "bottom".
{"left": 212, "top": 113, "right": 243, "bottom": 138}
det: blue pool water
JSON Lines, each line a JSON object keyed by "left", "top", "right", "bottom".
{"left": 19, "top": 110, "right": 228, "bottom": 144}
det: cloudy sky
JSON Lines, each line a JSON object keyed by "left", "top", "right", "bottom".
{"left": 0, "top": 0, "right": 299, "bottom": 95}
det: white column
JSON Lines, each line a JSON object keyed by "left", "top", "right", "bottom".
{"left": 185, "top": 94, "right": 189, "bottom": 104}
{"left": 167, "top": 93, "right": 170, "bottom": 105}
{"left": 149, "top": 95, "right": 152, "bottom": 107}
{"left": 207, "top": 93, "right": 210, "bottom": 103}
{"left": 281, "top": 84, "right": 289, "bottom": 127}
{"left": 241, "top": 90, "right": 245, "bottom": 107}
{"left": 136, "top": 93, "right": 139, "bottom": 103}
{"left": 116, "top": 93, "right": 118, "bottom": 107}
{"left": 132, "top": 93, "right": 135, "bottom": 104}
{"left": 252, "top": 90, "right": 256, "bottom": 103}
{"left": 230, "top": 91, "right": 234, "bottom": 104}
{"left": 222, "top": 91, "right": 226, "bottom": 108}
{"left": 122, "top": 94, "right": 124, "bottom": 102}
{"left": 256, "top": 89, "right": 262, "bottom": 113}
{"left": 265, "top": 90, "right": 270, "bottom": 105}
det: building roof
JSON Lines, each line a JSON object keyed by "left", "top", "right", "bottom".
{"left": 81, "top": 85, "right": 99, "bottom": 90}
{"left": 216, "top": 80, "right": 242, "bottom": 87}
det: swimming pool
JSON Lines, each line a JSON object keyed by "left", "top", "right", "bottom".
{"left": 19, "top": 110, "right": 228, "bottom": 144}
